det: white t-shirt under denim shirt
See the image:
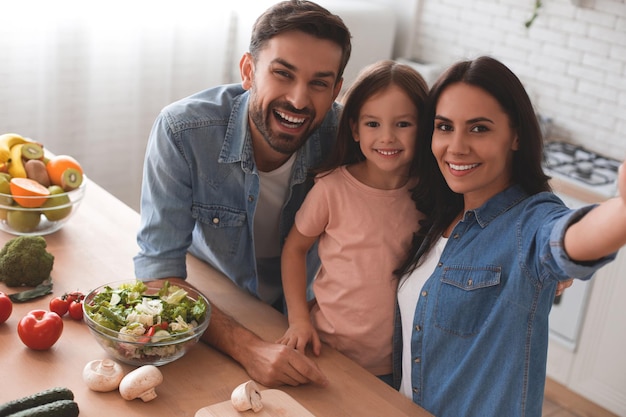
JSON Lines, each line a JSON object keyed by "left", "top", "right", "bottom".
{"left": 398, "top": 236, "right": 447, "bottom": 398}
{"left": 254, "top": 153, "right": 296, "bottom": 303}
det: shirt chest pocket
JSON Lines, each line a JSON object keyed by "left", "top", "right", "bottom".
{"left": 435, "top": 266, "right": 501, "bottom": 337}
{"left": 192, "top": 205, "right": 247, "bottom": 256}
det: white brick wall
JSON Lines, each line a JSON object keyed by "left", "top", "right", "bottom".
{"left": 410, "top": 0, "right": 626, "bottom": 160}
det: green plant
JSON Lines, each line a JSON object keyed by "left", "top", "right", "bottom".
{"left": 525, "top": 0, "right": 543, "bottom": 28}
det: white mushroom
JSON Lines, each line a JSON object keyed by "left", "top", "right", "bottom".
{"left": 83, "top": 358, "right": 125, "bottom": 392}
{"left": 231, "top": 380, "right": 263, "bottom": 412}
{"left": 119, "top": 365, "right": 164, "bottom": 402}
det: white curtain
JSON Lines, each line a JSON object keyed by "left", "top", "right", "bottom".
{"left": 0, "top": 1, "right": 238, "bottom": 210}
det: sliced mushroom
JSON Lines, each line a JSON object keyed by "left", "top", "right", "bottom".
{"left": 231, "top": 380, "right": 263, "bottom": 412}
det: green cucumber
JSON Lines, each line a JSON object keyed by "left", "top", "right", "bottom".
{"left": 6, "top": 400, "right": 79, "bottom": 417}
{"left": 0, "top": 387, "right": 74, "bottom": 417}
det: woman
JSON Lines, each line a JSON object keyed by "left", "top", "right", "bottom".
{"left": 394, "top": 56, "right": 626, "bottom": 417}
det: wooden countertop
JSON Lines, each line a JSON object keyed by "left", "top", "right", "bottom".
{"left": 0, "top": 179, "right": 431, "bottom": 417}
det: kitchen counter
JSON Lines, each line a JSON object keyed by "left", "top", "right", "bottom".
{"left": 0, "top": 179, "right": 431, "bottom": 416}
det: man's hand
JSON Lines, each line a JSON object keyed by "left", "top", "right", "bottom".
{"left": 239, "top": 339, "right": 329, "bottom": 388}
{"left": 200, "top": 297, "right": 328, "bottom": 388}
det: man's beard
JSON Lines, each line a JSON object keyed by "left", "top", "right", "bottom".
{"left": 249, "top": 97, "right": 316, "bottom": 155}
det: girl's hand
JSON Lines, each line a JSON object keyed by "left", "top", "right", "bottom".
{"left": 277, "top": 321, "right": 322, "bottom": 356}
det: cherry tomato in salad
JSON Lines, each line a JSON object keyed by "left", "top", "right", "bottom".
{"left": 49, "top": 296, "right": 70, "bottom": 317}
{"left": 0, "top": 292, "right": 12, "bottom": 324}
{"left": 68, "top": 300, "right": 83, "bottom": 321}
{"left": 17, "top": 309, "right": 63, "bottom": 350}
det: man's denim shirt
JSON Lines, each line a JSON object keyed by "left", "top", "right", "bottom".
{"left": 392, "top": 185, "right": 616, "bottom": 417}
{"left": 134, "top": 84, "right": 339, "bottom": 302}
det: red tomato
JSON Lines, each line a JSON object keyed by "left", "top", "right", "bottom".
{"left": 17, "top": 310, "right": 63, "bottom": 350}
{"left": 0, "top": 292, "right": 12, "bottom": 324}
{"left": 68, "top": 301, "right": 83, "bottom": 321}
{"left": 49, "top": 296, "right": 69, "bottom": 317}
{"left": 65, "top": 291, "right": 84, "bottom": 303}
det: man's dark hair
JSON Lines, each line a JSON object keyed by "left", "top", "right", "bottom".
{"left": 249, "top": 0, "right": 352, "bottom": 84}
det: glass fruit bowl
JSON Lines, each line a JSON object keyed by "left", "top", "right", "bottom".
{"left": 0, "top": 176, "right": 87, "bottom": 236}
{"left": 83, "top": 279, "right": 211, "bottom": 367}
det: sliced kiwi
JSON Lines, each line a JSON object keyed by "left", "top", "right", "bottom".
{"left": 21, "top": 142, "right": 45, "bottom": 160}
{"left": 60, "top": 168, "right": 83, "bottom": 191}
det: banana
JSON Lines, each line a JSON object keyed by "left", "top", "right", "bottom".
{"left": 0, "top": 133, "right": 27, "bottom": 163}
{"left": 8, "top": 143, "right": 27, "bottom": 178}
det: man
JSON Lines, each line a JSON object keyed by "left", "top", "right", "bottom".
{"left": 134, "top": 0, "right": 352, "bottom": 387}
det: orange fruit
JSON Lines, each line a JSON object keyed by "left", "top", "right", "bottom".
{"left": 10, "top": 177, "right": 51, "bottom": 208}
{"left": 46, "top": 155, "right": 83, "bottom": 190}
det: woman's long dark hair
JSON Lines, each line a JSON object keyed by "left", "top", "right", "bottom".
{"left": 396, "top": 56, "right": 552, "bottom": 276}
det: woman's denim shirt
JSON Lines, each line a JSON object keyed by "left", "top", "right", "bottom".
{"left": 392, "top": 185, "right": 616, "bottom": 417}
{"left": 134, "top": 84, "right": 339, "bottom": 301}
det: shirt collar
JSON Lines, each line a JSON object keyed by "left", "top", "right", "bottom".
{"left": 219, "top": 91, "right": 251, "bottom": 165}
{"left": 469, "top": 185, "right": 529, "bottom": 228}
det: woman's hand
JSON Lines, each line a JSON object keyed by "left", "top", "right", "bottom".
{"left": 555, "top": 279, "right": 573, "bottom": 297}
{"left": 619, "top": 163, "right": 625, "bottom": 203}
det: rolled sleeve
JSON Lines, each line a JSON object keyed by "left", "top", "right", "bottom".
{"left": 549, "top": 204, "right": 616, "bottom": 280}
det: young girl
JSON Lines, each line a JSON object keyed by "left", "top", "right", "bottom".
{"left": 277, "top": 60, "right": 428, "bottom": 383}
{"left": 394, "top": 56, "right": 626, "bottom": 417}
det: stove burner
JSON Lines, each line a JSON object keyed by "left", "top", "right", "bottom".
{"left": 543, "top": 141, "right": 619, "bottom": 188}
{"left": 575, "top": 161, "right": 593, "bottom": 179}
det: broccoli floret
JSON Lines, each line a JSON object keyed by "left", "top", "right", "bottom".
{"left": 0, "top": 235, "right": 54, "bottom": 287}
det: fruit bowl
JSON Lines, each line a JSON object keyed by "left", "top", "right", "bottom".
{"left": 83, "top": 280, "right": 211, "bottom": 367}
{"left": 0, "top": 176, "right": 87, "bottom": 236}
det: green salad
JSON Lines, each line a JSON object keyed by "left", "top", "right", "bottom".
{"left": 84, "top": 280, "right": 208, "bottom": 363}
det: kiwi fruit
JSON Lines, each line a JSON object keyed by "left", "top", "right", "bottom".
{"left": 24, "top": 159, "right": 51, "bottom": 187}
{"left": 60, "top": 168, "right": 83, "bottom": 191}
{"left": 21, "top": 142, "right": 45, "bottom": 160}
{"left": 6, "top": 209, "right": 40, "bottom": 233}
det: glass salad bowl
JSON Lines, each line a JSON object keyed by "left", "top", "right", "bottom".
{"left": 83, "top": 279, "right": 211, "bottom": 367}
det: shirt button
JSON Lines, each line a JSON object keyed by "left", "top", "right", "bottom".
{"left": 413, "top": 387, "right": 419, "bottom": 394}
{"left": 414, "top": 357, "right": 421, "bottom": 363}
{"left": 421, "top": 290, "right": 428, "bottom": 297}
{"left": 212, "top": 217, "right": 220, "bottom": 225}
{"left": 437, "top": 262, "right": 443, "bottom": 267}
{"left": 248, "top": 195, "right": 254, "bottom": 202}
{"left": 415, "top": 325, "right": 421, "bottom": 332}
{"left": 468, "top": 279, "right": 473, "bottom": 286}
{"left": 453, "top": 233, "right": 460, "bottom": 239}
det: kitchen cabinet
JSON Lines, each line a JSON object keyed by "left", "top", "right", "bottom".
{"left": 546, "top": 180, "right": 626, "bottom": 416}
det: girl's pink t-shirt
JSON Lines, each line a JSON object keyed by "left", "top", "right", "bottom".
{"left": 295, "top": 166, "right": 421, "bottom": 375}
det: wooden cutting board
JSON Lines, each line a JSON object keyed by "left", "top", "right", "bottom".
{"left": 195, "top": 389, "right": 315, "bottom": 417}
